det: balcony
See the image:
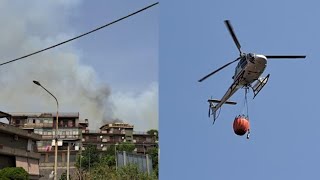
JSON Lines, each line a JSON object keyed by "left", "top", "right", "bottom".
{"left": 41, "top": 135, "right": 80, "bottom": 140}
{"left": 0, "top": 145, "right": 40, "bottom": 159}
{"left": 22, "top": 123, "right": 53, "bottom": 128}
{"left": 82, "top": 129, "right": 127, "bottom": 135}
{"left": 82, "top": 139, "right": 122, "bottom": 144}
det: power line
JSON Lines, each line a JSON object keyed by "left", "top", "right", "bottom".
{"left": 0, "top": 2, "right": 159, "bottom": 67}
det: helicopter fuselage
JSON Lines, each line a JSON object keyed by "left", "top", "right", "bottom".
{"left": 233, "top": 53, "right": 267, "bottom": 87}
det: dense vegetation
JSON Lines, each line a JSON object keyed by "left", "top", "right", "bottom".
{"left": 0, "top": 167, "right": 29, "bottom": 180}
{"left": 73, "top": 139, "right": 159, "bottom": 180}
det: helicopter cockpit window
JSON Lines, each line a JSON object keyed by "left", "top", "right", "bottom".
{"left": 237, "top": 58, "right": 247, "bottom": 68}
{"left": 239, "top": 58, "right": 246, "bottom": 65}
{"left": 241, "top": 58, "right": 247, "bottom": 68}
{"left": 235, "top": 58, "right": 246, "bottom": 75}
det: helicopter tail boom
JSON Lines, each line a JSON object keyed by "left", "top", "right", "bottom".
{"left": 208, "top": 99, "right": 237, "bottom": 124}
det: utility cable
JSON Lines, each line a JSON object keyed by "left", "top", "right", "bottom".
{"left": 0, "top": 2, "right": 159, "bottom": 67}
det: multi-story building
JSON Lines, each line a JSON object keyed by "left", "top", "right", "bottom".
{"left": 9, "top": 112, "right": 82, "bottom": 179}
{"left": 0, "top": 111, "right": 41, "bottom": 179}
{"left": 133, "top": 130, "right": 158, "bottom": 154}
{"left": 7, "top": 111, "right": 158, "bottom": 179}
{"left": 82, "top": 122, "right": 158, "bottom": 154}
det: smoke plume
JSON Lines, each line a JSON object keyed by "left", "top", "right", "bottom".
{"left": 0, "top": 1, "right": 158, "bottom": 131}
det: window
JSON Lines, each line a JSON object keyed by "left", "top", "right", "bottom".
{"left": 62, "top": 153, "right": 65, "bottom": 162}
{"left": 70, "top": 154, "right": 76, "bottom": 162}
{"left": 37, "top": 141, "right": 43, "bottom": 146}
{"left": 40, "top": 155, "right": 46, "bottom": 163}
{"left": 241, "top": 59, "right": 247, "bottom": 68}
{"left": 45, "top": 153, "right": 49, "bottom": 162}
{"left": 57, "top": 153, "right": 62, "bottom": 162}
{"left": 48, "top": 154, "right": 54, "bottom": 162}
{"left": 68, "top": 120, "right": 74, "bottom": 127}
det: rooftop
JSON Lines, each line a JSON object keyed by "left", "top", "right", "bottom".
{"left": 9, "top": 112, "right": 79, "bottom": 118}
{"left": 100, "top": 122, "right": 134, "bottom": 130}
{"left": 0, "top": 122, "right": 42, "bottom": 140}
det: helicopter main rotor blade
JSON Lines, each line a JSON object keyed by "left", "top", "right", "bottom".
{"left": 198, "top": 57, "right": 241, "bottom": 82}
{"left": 224, "top": 20, "right": 242, "bottom": 54}
{"left": 266, "top": 55, "right": 306, "bottom": 59}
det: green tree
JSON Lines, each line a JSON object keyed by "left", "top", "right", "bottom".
{"left": 59, "top": 171, "right": 71, "bottom": 180}
{"left": 75, "top": 144, "right": 99, "bottom": 171}
{"left": 105, "top": 144, "right": 116, "bottom": 156}
{"left": 88, "top": 162, "right": 157, "bottom": 180}
{"left": 147, "top": 129, "right": 158, "bottom": 141}
{"left": 117, "top": 142, "right": 135, "bottom": 153}
{"left": 148, "top": 147, "right": 159, "bottom": 177}
{"left": 0, "top": 167, "right": 29, "bottom": 180}
{"left": 88, "top": 162, "right": 116, "bottom": 180}
{"left": 115, "top": 164, "right": 157, "bottom": 180}
{"left": 100, "top": 153, "right": 116, "bottom": 167}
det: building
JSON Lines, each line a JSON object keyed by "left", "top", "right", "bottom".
{"left": 0, "top": 111, "right": 41, "bottom": 179}
{"left": 9, "top": 112, "right": 82, "bottom": 180}
{"left": 133, "top": 130, "right": 158, "bottom": 154}
{"left": 82, "top": 122, "right": 158, "bottom": 154}
{"left": 7, "top": 112, "right": 158, "bottom": 179}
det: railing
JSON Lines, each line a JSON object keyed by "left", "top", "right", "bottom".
{"left": 82, "top": 130, "right": 126, "bottom": 134}
{"left": 82, "top": 139, "right": 123, "bottom": 143}
{"left": 0, "top": 145, "right": 40, "bottom": 159}
{"left": 134, "top": 140, "right": 154, "bottom": 143}
{"left": 22, "top": 123, "right": 53, "bottom": 128}
{"left": 41, "top": 135, "right": 80, "bottom": 140}
{"left": 40, "top": 162, "right": 76, "bottom": 167}
{"left": 133, "top": 131, "right": 149, "bottom": 135}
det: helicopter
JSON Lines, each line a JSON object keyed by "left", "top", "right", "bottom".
{"left": 198, "top": 20, "right": 306, "bottom": 123}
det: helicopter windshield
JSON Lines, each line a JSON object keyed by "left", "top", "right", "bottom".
{"left": 234, "top": 57, "right": 247, "bottom": 76}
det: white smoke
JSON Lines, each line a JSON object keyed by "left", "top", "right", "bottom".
{"left": 0, "top": 1, "right": 158, "bottom": 131}
{"left": 110, "top": 83, "right": 158, "bottom": 131}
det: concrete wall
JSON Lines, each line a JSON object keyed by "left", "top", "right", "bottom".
{"left": 16, "top": 156, "right": 40, "bottom": 176}
{"left": 0, "top": 132, "right": 28, "bottom": 150}
{"left": 0, "top": 154, "right": 15, "bottom": 169}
